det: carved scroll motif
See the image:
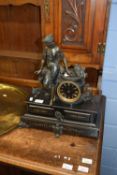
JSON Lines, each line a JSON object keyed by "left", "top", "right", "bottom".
{"left": 62, "top": 0, "right": 86, "bottom": 45}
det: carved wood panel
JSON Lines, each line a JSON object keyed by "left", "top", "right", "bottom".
{"left": 62, "top": 0, "right": 86, "bottom": 46}
{"left": 54, "top": 0, "right": 109, "bottom": 68}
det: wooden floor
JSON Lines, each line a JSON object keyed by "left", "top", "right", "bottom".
{"left": 0, "top": 128, "right": 101, "bottom": 175}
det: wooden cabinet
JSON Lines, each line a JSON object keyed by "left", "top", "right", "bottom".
{"left": 53, "top": 0, "right": 109, "bottom": 67}
{"left": 0, "top": 0, "right": 110, "bottom": 87}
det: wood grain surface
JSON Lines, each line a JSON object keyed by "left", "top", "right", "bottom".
{"left": 0, "top": 128, "right": 101, "bottom": 175}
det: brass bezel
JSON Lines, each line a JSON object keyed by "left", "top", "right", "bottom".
{"left": 57, "top": 80, "right": 81, "bottom": 103}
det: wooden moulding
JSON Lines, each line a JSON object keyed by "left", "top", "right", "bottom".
{"left": 0, "top": 0, "right": 42, "bottom": 6}
{"left": 0, "top": 76, "right": 40, "bottom": 88}
{"left": 0, "top": 75, "right": 99, "bottom": 95}
{"left": 0, "top": 50, "right": 42, "bottom": 61}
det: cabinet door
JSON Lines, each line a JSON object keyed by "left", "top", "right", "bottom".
{"left": 54, "top": 0, "right": 108, "bottom": 68}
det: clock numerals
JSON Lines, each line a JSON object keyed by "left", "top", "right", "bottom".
{"left": 57, "top": 81, "right": 81, "bottom": 103}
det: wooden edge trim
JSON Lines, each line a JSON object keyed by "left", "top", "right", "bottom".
{"left": 0, "top": 76, "right": 40, "bottom": 88}
{"left": 0, "top": 0, "right": 42, "bottom": 6}
{"left": 0, "top": 153, "right": 73, "bottom": 175}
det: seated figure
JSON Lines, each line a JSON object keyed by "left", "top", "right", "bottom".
{"left": 35, "top": 34, "right": 69, "bottom": 89}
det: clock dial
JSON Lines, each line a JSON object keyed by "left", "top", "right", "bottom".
{"left": 57, "top": 81, "right": 81, "bottom": 103}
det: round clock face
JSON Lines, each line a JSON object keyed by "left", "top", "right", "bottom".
{"left": 57, "top": 81, "right": 81, "bottom": 103}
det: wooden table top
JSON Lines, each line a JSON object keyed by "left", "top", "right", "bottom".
{"left": 0, "top": 128, "right": 100, "bottom": 175}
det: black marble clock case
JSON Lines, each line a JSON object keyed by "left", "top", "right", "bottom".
{"left": 21, "top": 90, "right": 106, "bottom": 138}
